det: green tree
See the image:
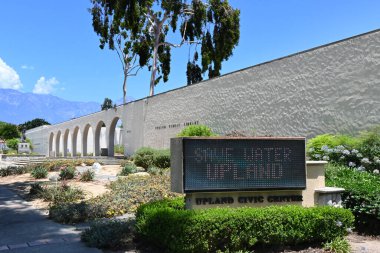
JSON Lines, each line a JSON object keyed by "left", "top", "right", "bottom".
{"left": 0, "top": 123, "right": 20, "bottom": 140}
{"left": 18, "top": 118, "right": 50, "bottom": 131}
{"left": 6, "top": 138, "right": 19, "bottom": 150}
{"left": 89, "top": 0, "right": 240, "bottom": 96}
{"left": 101, "top": 97, "right": 114, "bottom": 110}
{"left": 90, "top": 0, "right": 149, "bottom": 104}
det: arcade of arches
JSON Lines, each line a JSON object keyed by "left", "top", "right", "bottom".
{"left": 48, "top": 117, "right": 124, "bottom": 157}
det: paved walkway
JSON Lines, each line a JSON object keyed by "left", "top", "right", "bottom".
{"left": 0, "top": 186, "right": 101, "bottom": 252}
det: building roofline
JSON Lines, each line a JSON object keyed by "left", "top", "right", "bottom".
{"left": 50, "top": 28, "right": 380, "bottom": 127}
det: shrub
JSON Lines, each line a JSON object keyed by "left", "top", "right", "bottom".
{"left": 114, "top": 144, "right": 124, "bottom": 154}
{"left": 29, "top": 182, "right": 44, "bottom": 196}
{"left": 6, "top": 138, "right": 19, "bottom": 150}
{"left": 39, "top": 159, "right": 99, "bottom": 172}
{"left": 177, "top": 124, "right": 217, "bottom": 137}
{"left": 307, "top": 131, "right": 380, "bottom": 172}
{"left": 49, "top": 202, "right": 88, "bottom": 224}
{"left": 49, "top": 174, "right": 181, "bottom": 224}
{"left": 0, "top": 166, "right": 28, "bottom": 177}
{"left": 40, "top": 183, "right": 84, "bottom": 205}
{"left": 136, "top": 198, "right": 354, "bottom": 253}
{"left": 153, "top": 149, "right": 170, "bottom": 168}
{"left": 323, "top": 237, "right": 351, "bottom": 253}
{"left": 80, "top": 169, "right": 95, "bottom": 181}
{"left": 133, "top": 147, "right": 156, "bottom": 169}
{"left": 59, "top": 166, "right": 76, "bottom": 180}
{"left": 31, "top": 166, "right": 48, "bottom": 179}
{"left": 326, "top": 164, "right": 380, "bottom": 234}
{"left": 357, "top": 125, "right": 380, "bottom": 172}
{"left": 119, "top": 163, "right": 137, "bottom": 176}
{"left": 81, "top": 219, "right": 134, "bottom": 250}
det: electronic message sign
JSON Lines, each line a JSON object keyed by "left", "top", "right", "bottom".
{"left": 181, "top": 137, "right": 306, "bottom": 192}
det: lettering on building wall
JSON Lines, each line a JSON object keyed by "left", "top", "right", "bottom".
{"left": 155, "top": 120, "right": 199, "bottom": 130}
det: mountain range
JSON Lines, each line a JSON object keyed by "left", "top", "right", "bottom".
{"left": 0, "top": 89, "right": 132, "bottom": 125}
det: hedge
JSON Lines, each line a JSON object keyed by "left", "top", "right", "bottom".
{"left": 135, "top": 198, "right": 354, "bottom": 253}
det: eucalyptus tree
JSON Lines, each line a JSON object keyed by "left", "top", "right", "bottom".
{"left": 90, "top": 0, "right": 149, "bottom": 103}
{"left": 90, "top": 0, "right": 240, "bottom": 96}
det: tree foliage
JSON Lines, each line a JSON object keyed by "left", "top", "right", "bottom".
{"left": 101, "top": 97, "right": 115, "bottom": 110}
{"left": 18, "top": 118, "right": 50, "bottom": 131}
{"left": 90, "top": 0, "right": 149, "bottom": 103}
{"left": 0, "top": 123, "right": 20, "bottom": 140}
{"left": 89, "top": 0, "right": 240, "bottom": 95}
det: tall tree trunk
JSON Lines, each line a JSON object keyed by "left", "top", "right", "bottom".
{"left": 149, "top": 43, "right": 159, "bottom": 97}
{"left": 123, "top": 62, "right": 129, "bottom": 104}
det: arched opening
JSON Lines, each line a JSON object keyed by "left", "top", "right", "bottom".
{"left": 55, "top": 131, "right": 61, "bottom": 157}
{"left": 95, "top": 121, "right": 107, "bottom": 156}
{"left": 72, "top": 126, "right": 82, "bottom": 157}
{"left": 63, "top": 129, "right": 71, "bottom": 157}
{"left": 49, "top": 133, "right": 54, "bottom": 157}
{"left": 82, "top": 124, "right": 94, "bottom": 156}
{"left": 109, "top": 117, "right": 124, "bottom": 157}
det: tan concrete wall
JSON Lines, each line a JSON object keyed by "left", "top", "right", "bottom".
{"left": 26, "top": 30, "right": 380, "bottom": 156}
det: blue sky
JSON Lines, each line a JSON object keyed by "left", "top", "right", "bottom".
{"left": 0, "top": 0, "right": 379, "bottom": 103}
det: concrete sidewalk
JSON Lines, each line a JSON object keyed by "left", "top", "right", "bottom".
{"left": 0, "top": 186, "right": 101, "bottom": 252}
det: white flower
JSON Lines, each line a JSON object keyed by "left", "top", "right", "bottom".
{"left": 336, "top": 145, "right": 345, "bottom": 150}
{"left": 346, "top": 227, "right": 353, "bottom": 233}
{"left": 321, "top": 145, "right": 329, "bottom": 151}
{"left": 322, "top": 156, "right": 330, "bottom": 161}
{"left": 348, "top": 162, "right": 356, "bottom": 167}
{"left": 335, "top": 221, "right": 343, "bottom": 227}
{"left": 342, "top": 150, "right": 350, "bottom": 155}
{"left": 339, "top": 156, "right": 345, "bottom": 160}
{"left": 357, "top": 166, "right": 365, "bottom": 172}
{"left": 308, "top": 147, "right": 315, "bottom": 153}
{"left": 373, "top": 169, "right": 379, "bottom": 174}
{"left": 361, "top": 158, "right": 370, "bottom": 164}
{"left": 351, "top": 149, "right": 359, "bottom": 154}
{"left": 357, "top": 153, "right": 363, "bottom": 158}
{"left": 314, "top": 154, "right": 321, "bottom": 158}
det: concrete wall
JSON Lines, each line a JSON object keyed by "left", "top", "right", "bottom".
{"left": 27, "top": 29, "right": 380, "bottom": 156}
{"left": 123, "top": 29, "right": 380, "bottom": 154}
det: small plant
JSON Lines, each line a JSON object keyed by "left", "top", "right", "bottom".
{"left": 114, "top": 144, "right": 124, "bottom": 154}
{"left": 153, "top": 149, "right": 170, "bottom": 168}
{"left": 133, "top": 147, "right": 156, "bottom": 169}
{"left": 81, "top": 219, "right": 134, "bottom": 250}
{"left": 323, "top": 237, "right": 351, "bottom": 253}
{"left": 59, "top": 166, "right": 76, "bottom": 180}
{"left": 40, "top": 183, "right": 84, "bottom": 204}
{"left": 29, "top": 182, "right": 44, "bottom": 196}
{"left": 147, "top": 166, "right": 164, "bottom": 175}
{"left": 0, "top": 166, "right": 28, "bottom": 177}
{"left": 177, "top": 124, "right": 217, "bottom": 137}
{"left": 31, "top": 166, "right": 48, "bottom": 179}
{"left": 80, "top": 169, "right": 95, "bottom": 181}
{"left": 119, "top": 163, "right": 137, "bottom": 176}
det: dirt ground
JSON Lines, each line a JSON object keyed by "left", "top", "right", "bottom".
{"left": 0, "top": 165, "right": 121, "bottom": 213}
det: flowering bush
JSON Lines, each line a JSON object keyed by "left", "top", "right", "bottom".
{"left": 326, "top": 164, "right": 380, "bottom": 234}
{"left": 307, "top": 127, "right": 380, "bottom": 173}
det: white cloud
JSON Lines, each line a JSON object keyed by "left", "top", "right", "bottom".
{"left": 21, "top": 65, "right": 34, "bottom": 70}
{"left": 0, "top": 58, "right": 23, "bottom": 90}
{"left": 33, "top": 76, "right": 59, "bottom": 94}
